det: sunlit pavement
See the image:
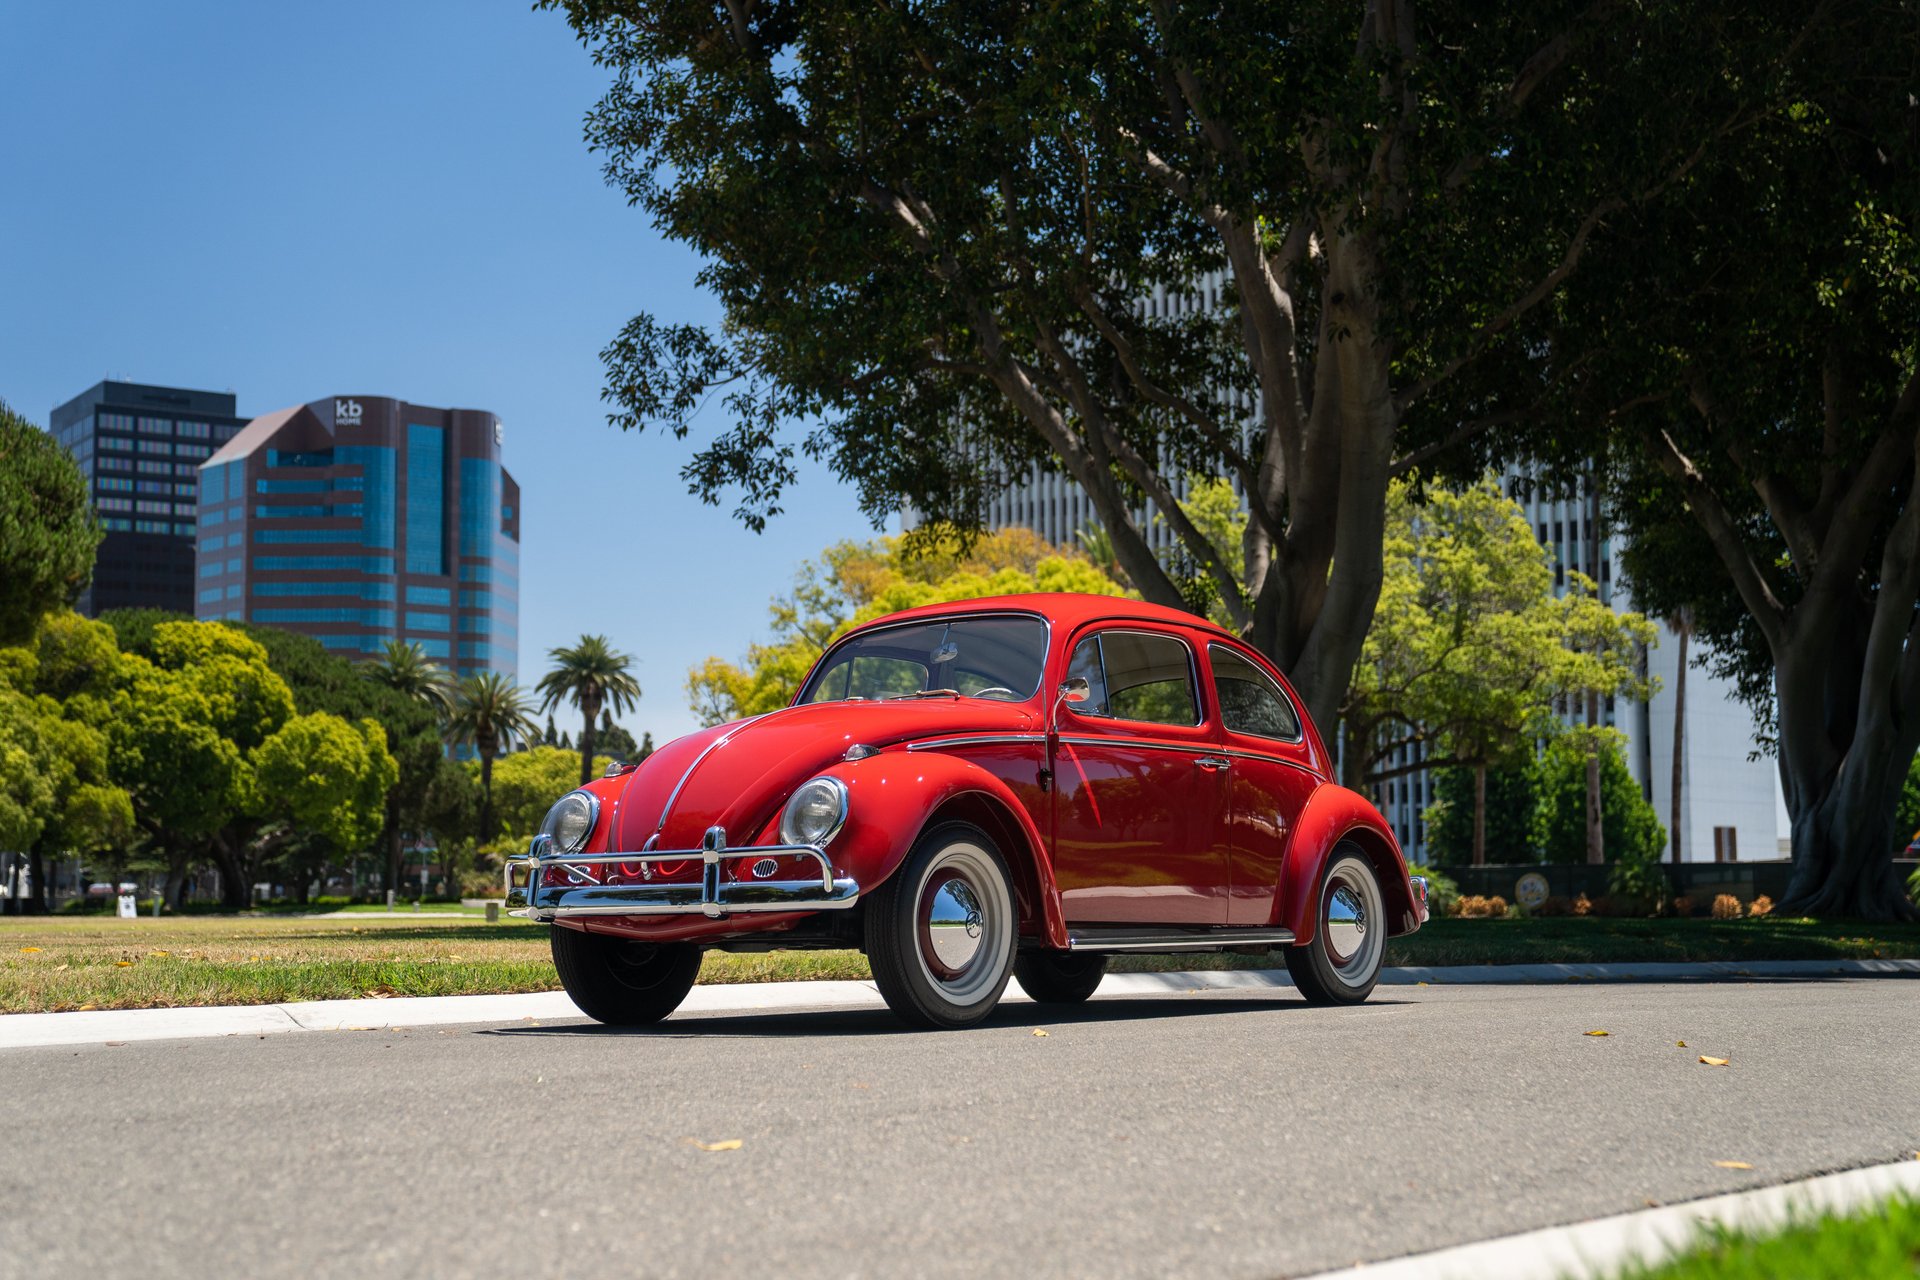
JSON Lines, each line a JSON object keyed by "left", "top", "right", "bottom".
{"left": 1, "top": 978, "right": 1914, "bottom": 1279}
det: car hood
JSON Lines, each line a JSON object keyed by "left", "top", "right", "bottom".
{"left": 609, "top": 697, "right": 1041, "bottom": 852}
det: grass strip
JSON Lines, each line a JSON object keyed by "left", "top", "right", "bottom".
{"left": 3, "top": 915, "right": 1917, "bottom": 1014}
{"left": 1592, "top": 1194, "right": 1920, "bottom": 1279}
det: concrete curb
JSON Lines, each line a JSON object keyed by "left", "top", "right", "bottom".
{"left": 1295, "top": 1156, "right": 1920, "bottom": 1280}
{"left": 2, "top": 958, "right": 1914, "bottom": 1052}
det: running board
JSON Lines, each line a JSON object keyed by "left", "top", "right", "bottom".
{"left": 1063, "top": 926, "right": 1297, "bottom": 953}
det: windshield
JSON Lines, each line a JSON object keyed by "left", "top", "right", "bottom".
{"left": 797, "top": 615, "right": 1048, "bottom": 705}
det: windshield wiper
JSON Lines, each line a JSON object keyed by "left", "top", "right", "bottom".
{"left": 887, "top": 689, "right": 961, "bottom": 700}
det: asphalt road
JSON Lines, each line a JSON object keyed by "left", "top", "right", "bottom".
{"left": 2, "top": 979, "right": 1916, "bottom": 1280}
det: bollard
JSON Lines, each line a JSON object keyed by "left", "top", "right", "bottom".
{"left": 385, "top": 889, "right": 395, "bottom": 910}
{"left": 486, "top": 901, "right": 500, "bottom": 923}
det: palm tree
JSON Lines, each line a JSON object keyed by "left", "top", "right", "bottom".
{"left": 361, "top": 639, "right": 454, "bottom": 717}
{"left": 536, "top": 634, "right": 642, "bottom": 787}
{"left": 445, "top": 672, "right": 540, "bottom": 840}
{"left": 359, "top": 640, "right": 453, "bottom": 893}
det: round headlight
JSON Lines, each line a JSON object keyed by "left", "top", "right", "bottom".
{"left": 779, "top": 776, "right": 848, "bottom": 848}
{"left": 539, "top": 790, "right": 599, "bottom": 854}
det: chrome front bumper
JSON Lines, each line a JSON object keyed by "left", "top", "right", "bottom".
{"left": 505, "top": 825, "right": 860, "bottom": 922}
{"left": 1408, "top": 874, "right": 1429, "bottom": 929}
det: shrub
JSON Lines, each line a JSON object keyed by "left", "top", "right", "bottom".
{"left": 1406, "top": 863, "right": 1460, "bottom": 919}
{"left": 1711, "top": 893, "right": 1744, "bottom": 920}
{"left": 1486, "top": 895, "right": 1508, "bottom": 917}
{"left": 1670, "top": 894, "right": 1695, "bottom": 918}
{"left": 1609, "top": 850, "right": 1669, "bottom": 905}
{"left": 1907, "top": 864, "right": 1920, "bottom": 905}
{"left": 1449, "top": 894, "right": 1510, "bottom": 919}
{"left": 1535, "top": 895, "right": 1575, "bottom": 917}
{"left": 1573, "top": 892, "right": 1593, "bottom": 916}
{"left": 1747, "top": 894, "right": 1774, "bottom": 918}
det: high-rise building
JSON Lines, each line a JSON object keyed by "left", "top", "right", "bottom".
{"left": 47, "top": 381, "right": 248, "bottom": 615}
{"left": 196, "top": 395, "right": 520, "bottom": 680}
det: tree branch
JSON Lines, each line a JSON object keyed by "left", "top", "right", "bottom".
{"left": 1643, "top": 425, "right": 1790, "bottom": 651}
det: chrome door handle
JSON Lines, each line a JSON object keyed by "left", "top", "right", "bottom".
{"left": 1194, "top": 755, "right": 1230, "bottom": 771}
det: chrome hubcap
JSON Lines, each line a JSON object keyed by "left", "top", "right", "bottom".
{"left": 1321, "top": 855, "right": 1384, "bottom": 985}
{"left": 912, "top": 840, "right": 1011, "bottom": 1003}
{"left": 1325, "top": 885, "right": 1367, "bottom": 963}
{"left": 926, "top": 875, "right": 985, "bottom": 973}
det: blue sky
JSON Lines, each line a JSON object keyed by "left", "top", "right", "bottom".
{"left": 0, "top": 1, "right": 879, "bottom": 744}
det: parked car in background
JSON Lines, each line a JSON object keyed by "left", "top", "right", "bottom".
{"left": 510, "top": 594, "right": 1426, "bottom": 1029}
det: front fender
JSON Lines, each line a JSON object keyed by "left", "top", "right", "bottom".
{"left": 756, "top": 750, "right": 1067, "bottom": 948}
{"left": 1276, "top": 784, "right": 1421, "bottom": 943}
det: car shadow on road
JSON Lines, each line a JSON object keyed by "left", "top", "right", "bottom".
{"left": 478, "top": 993, "right": 1413, "bottom": 1040}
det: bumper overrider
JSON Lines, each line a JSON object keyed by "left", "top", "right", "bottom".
{"left": 505, "top": 825, "right": 861, "bottom": 922}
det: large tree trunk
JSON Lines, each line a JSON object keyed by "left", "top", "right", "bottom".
{"left": 1669, "top": 613, "right": 1688, "bottom": 864}
{"left": 480, "top": 751, "right": 497, "bottom": 844}
{"left": 209, "top": 840, "right": 252, "bottom": 912}
{"left": 1778, "top": 768, "right": 1919, "bottom": 919}
{"left": 1584, "top": 481, "right": 1605, "bottom": 865}
{"left": 1471, "top": 764, "right": 1488, "bottom": 867}
{"left": 23, "top": 847, "right": 50, "bottom": 915}
{"left": 578, "top": 693, "right": 601, "bottom": 787}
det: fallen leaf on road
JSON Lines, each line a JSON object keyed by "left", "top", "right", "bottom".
{"left": 1676, "top": 1040, "right": 1687, "bottom": 1048}
{"left": 19, "top": 946, "right": 41, "bottom": 953}
{"left": 104, "top": 1041, "right": 126, "bottom": 1048}
{"left": 76, "top": 1004, "right": 97, "bottom": 1011}
{"left": 1699, "top": 1055, "right": 1730, "bottom": 1067}
{"left": 688, "top": 1138, "right": 743, "bottom": 1152}
{"left": 113, "top": 960, "right": 133, "bottom": 968}
{"left": 1032, "top": 1029, "right": 1050, "bottom": 1037}
{"left": 1713, "top": 1161, "right": 1752, "bottom": 1170}
{"left": 1584, "top": 1030, "right": 1609, "bottom": 1036}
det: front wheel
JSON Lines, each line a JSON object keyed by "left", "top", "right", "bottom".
{"left": 1284, "top": 847, "right": 1386, "bottom": 1006}
{"left": 865, "top": 821, "right": 1017, "bottom": 1029}
{"left": 550, "top": 926, "right": 702, "bottom": 1025}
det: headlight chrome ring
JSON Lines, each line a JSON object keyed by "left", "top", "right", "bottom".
{"left": 539, "top": 789, "right": 600, "bottom": 855}
{"left": 779, "top": 776, "right": 849, "bottom": 849}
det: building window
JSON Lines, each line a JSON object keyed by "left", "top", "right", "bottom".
{"left": 137, "top": 438, "right": 173, "bottom": 455}
{"left": 267, "top": 449, "right": 333, "bottom": 467}
{"left": 405, "top": 586, "right": 451, "bottom": 606}
{"left": 253, "top": 555, "right": 394, "bottom": 574}
{"left": 177, "top": 420, "right": 211, "bottom": 439}
{"left": 405, "top": 610, "right": 449, "bottom": 632}
{"left": 338, "top": 445, "right": 396, "bottom": 549}
{"left": 405, "top": 425, "right": 445, "bottom": 574}
{"left": 198, "top": 588, "right": 223, "bottom": 605}
{"left": 254, "top": 529, "right": 367, "bottom": 544}
{"left": 226, "top": 558, "right": 243, "bottom": 574}
{"left": 414, "top": 638, "right": 452, "bottom": 658}
{"left": 252, "top": 607, "right": 397, "bottom": 627}
{"left": 460, "top": 457, "right": 499, "bottom": 558}
{"left": 136, "top": 416, "right": 173, "bottom": 435}
{"left": 254, "top": 581, "right": 396, "bottom": 601}
{"left": 459, "top": 614, "right": 492, "bottom": 634}
{"left": 199, "top": 561, "right": 223, "bottom": 579}
{"left": 1713, "top": 826, "right": 1739, "bottom": 863}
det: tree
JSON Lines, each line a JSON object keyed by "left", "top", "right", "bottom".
{"left": 1343, "top": 477, "right": 1654, "bottom": 860}
{"left": 595, "top": 710, "right": 640, "bottom": 763}
{"left": 544, "top": 0, "right": 1808, "bottom": 730}
{"left": 1425, "top": 764, "right": 1537, "bottom": 868}
{"left": 536, "top": 635, "right": 642, "bottom": 787}
{"left": 250, "top": 714, "right": 398, "bottom": 903}
{"left": 357, "top": 638, "right": 455, "bottom": 890}
{"left": 445, "top": 672, "right": 539, "bottom": 840}
{"left": 1533, "top": 4, "right": 1920, "bottom": 917}
{"left": 0, "top": 400, "right": 100, "bottom": 645}
{"left": 1533, "top": 735, "right": 1666, "bottom": 867}
{"left": 689, "top": 528, "right": 1124, "bottom": 724}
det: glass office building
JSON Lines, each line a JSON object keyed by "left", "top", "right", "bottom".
{"left": 195, "top": 395, "right": 520, "bottom": 680}
{"left": 48, "top": 381, "right": 248, "bottom": 615}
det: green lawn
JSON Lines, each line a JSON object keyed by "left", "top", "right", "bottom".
{"left": 2, "top": 914, "right": 1915, "bottom": 1014}
{"left": 1591, "top": 1196, "right": 1920, "bottom": 1279}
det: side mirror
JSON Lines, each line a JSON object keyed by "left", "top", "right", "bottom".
{"left": 1057, "top": 677, "right": 1091, "bottom": 704}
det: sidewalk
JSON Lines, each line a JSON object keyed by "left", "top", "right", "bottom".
{"left": 2, "top": 957, "right": 1914, "bottom": 1052}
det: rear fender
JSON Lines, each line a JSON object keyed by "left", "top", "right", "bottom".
{"left": 752, "top": 751, "right": 1067, "bottom": 948}
{"left": 1276, "top": 784, "right": 1421, "bottom": 942}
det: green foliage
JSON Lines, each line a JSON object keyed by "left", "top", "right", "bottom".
{"left": 1425, "top": 766, "right": 1539, "bottom": 866}
{"left": 1533, "top": 735, "right": 1667, "bottom": 866}
{"left": 1158, "top": 477, "right": 1247, "bottom": 627}
{"left": 536, "top": 634, "right": 641, "bottom": 786}
{"left": 477, "top": 746, "right": 613, "bottom": 842}
{"left": 1605, "top": 1196, "right": 1920, "bottom": 1280}
{"left": 359, "top": 639, "right": 453, "bottom": 718}
{"left": 251, "top": 715, "right": 398, "bottom": 853}
{"left": 1895, "top": 752, "right": 1920, "bottom": 853}
{"left": 0, "top": 401, "right": 101, "bottom": 644}
{"left": 689, "top": 527, "right": 1126, "bottom": 725}
{"left": 1349, "top": 477, "right": 1655, "bottom": 786}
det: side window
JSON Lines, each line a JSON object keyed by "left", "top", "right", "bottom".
{"left": 1076, "top": 631, "right": 1199, "bottom": 726}
{"left": 1209, "top": 644, "right": 1302, "bottom": 741}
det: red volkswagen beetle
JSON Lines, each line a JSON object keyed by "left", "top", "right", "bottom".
{"left": 508, "top": 594, "right": 1426, "bottom": 1029}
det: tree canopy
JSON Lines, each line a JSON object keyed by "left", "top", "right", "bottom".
{"left": 688, "top": 527, "right": 1124, "bottom": 724}
{"left": 0, "top": 401, "right": 100, "bottom": 644}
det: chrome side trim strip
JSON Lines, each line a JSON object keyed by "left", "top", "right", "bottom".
{"left": 1064, "top": 927, "right": 1297, "bottom": 953}
{"left": 1056, "top": 735, "right": 1222, "bottom": 756}
{"left": 906, "top": 733, "right": 1047, "bottom": 751}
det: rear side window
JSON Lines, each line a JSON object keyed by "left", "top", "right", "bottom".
{"left": 1068, "top": 631, "right": 1199, "bottom": 726}
{"left": 1209, "top": 644, "right": 1302, "bottom": 741}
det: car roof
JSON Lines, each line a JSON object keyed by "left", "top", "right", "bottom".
{"left": 852, "top": 592, "right": 1238, "bottom": 639}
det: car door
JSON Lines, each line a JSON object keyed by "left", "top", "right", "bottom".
{"left": 1050, "top": 626, "right": 1231, "bottom": 924}
{"left": 1205, "top": 642, "right": 1320, "bottom": 927}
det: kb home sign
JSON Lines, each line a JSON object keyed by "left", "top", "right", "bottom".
{"left": 335, "top": 398, "right": 364, "bottom": 425}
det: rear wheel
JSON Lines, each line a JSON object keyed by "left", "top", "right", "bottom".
{"left": 1284, "top": 847, "right": 1386, "bottom": 1006}
{"left": 550, "top": 926, "right": 702, "bottom": 1025}
{"left": 1013, "top": 951, "right": 1108, "bottom": 1004}
{"left": 865, "top": 822, "right": 1016, "bottom": 1029}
